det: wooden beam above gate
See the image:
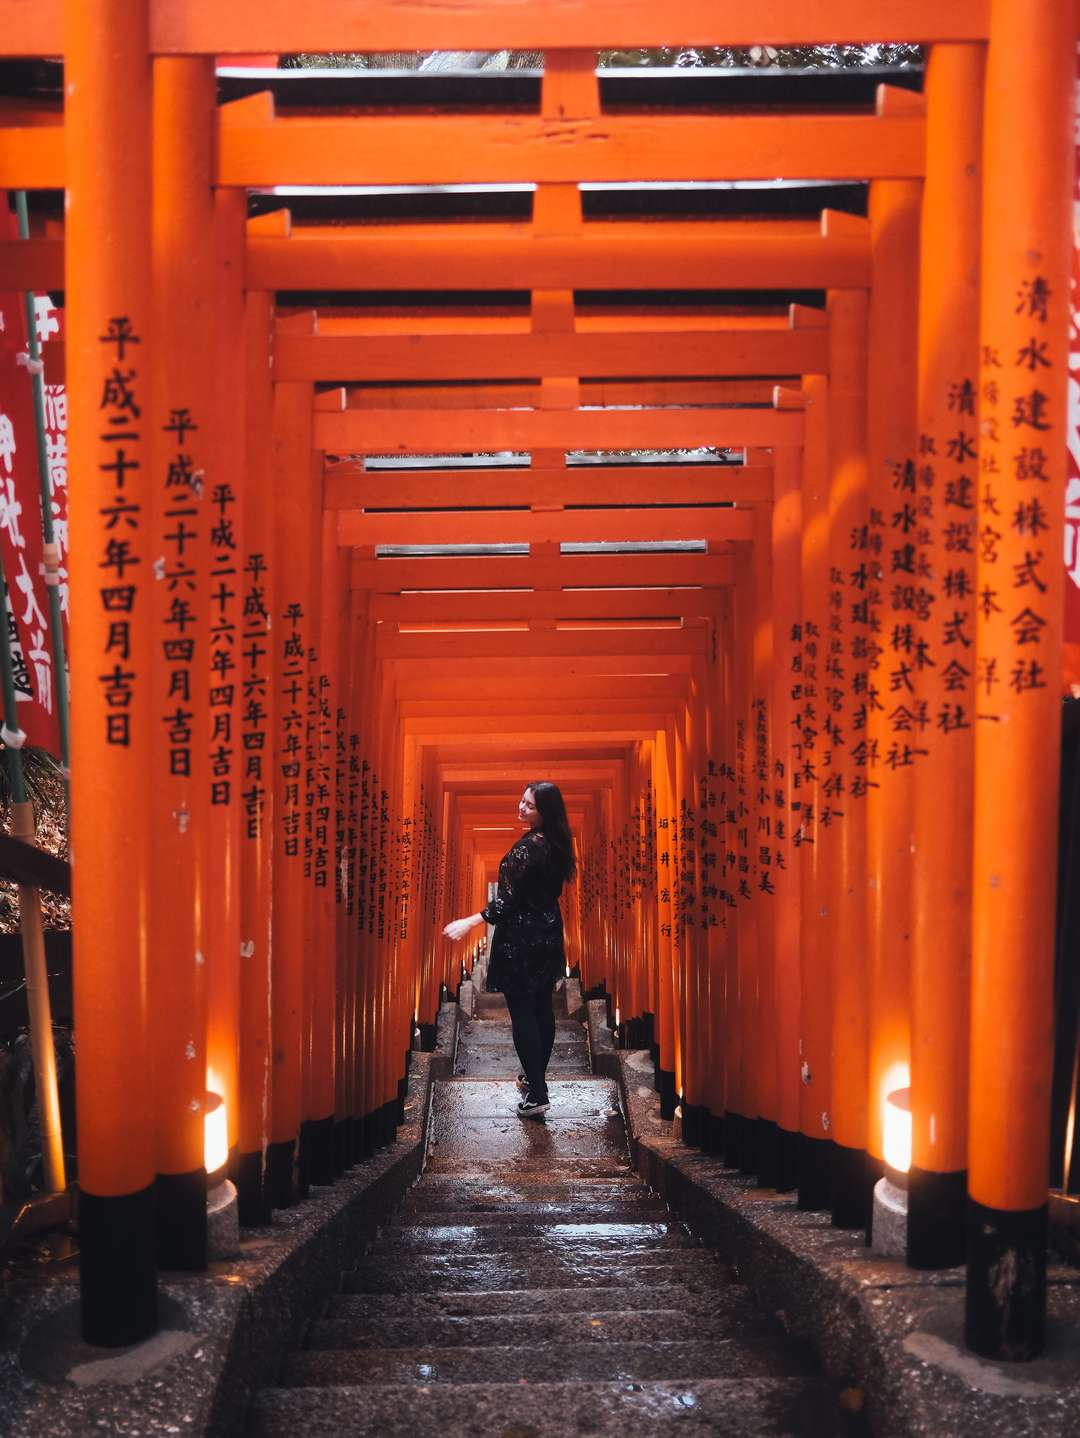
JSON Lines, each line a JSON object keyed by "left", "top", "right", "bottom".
{"left": 336, "top": 505, "right": 753, "bottom": 548}
{"left": 247, "top": 216, "right": 870, "bottom": 291}
{"left": 0, "top": 1, "right": 992, "bottom": 58}
{"left": 220, "top": 100, "right": 923, "bottom": 186}
{"left": 315, "top": 404, "right": 803, "bottom": 454}
{"left": 325, "top": 462, "right": 771, "bottom": 510}
{"left": 351, "top": 551, "right": 734, "bottom": 591}
{"left": 276, "top": 324, "right": 830, "bottom": 383}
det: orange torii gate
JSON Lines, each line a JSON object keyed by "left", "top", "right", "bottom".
{"left": 3, "top": 0, "right": 1074, "bottom": 1373}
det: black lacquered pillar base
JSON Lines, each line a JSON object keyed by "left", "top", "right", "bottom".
{"left": 155, "top": 1169, "right": 207, "bottom": 1270}
{"left": 236, "top": 1149, "right": 272, "bottom": 1225}
{"left": 739, "top": 1117, "right": 758, "bottom": 1178}
{"left": 378, "top": 1100, "right": 398, "bottom": 1146}
{"left": 705, "top": 1111, "right": 726, "bottom": 1156}
{"left": 681, "top": 1102, "right": 707, "bottom": 1148}
{"left": 351, "top": 1113, "right": 368, "bottom": 1158}
{"left": 797, "top": 1133, "right": 832, "bottom": 1211}
{"left": 724, "top": 1111, "right": 746, "bottom": 1170}
{"left": 417, "top": 1022, "right": 438, "bottom": 1052}
{"left": 756, "top": 1118, "right": 780, "bottom": 1189}
{"left": 80, "top": 1185, "right": 158, "bottom": 1347}
{"left": 830, "top": 1142, "right": 874, "bottom": 1230}
{"left": 303, "top": 1114, "right": 336, "bottom": 1186}
{"left": 398, "top": 1048, "right": 412, "bottom": 1121}
{"left": 965, "top": 1199, "right": 1047, "bottom": 1360}
{"left": 333, "top": 1117, "right": 353, "bottom": 1175}
{"left": 775, "top": 1126, "right": 799, "bottom": 1193}
{"left": 266, "top": 1137, "right": 297, "bottom": 1209}
{"left": 658, "top": 1068, "right": 678, "bottom": 1121}
{"left": 908, "top": 1167, "right": 966, "bottom": 1268}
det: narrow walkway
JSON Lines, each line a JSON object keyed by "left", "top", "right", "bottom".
{"left": 252, "top": 993, "right": 855, "bottom": 1435}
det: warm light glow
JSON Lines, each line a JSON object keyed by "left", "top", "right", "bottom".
{"left": 883, "top": 1086, "right": 912, "bottom": 1175}
{"left": 615, "top": 1007, "right": 621, "bottom": 1026}
{"left": 204, "top": 1091, "right": 228, "bottom": 1175}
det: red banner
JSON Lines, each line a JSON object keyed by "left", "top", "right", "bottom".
{"left": 0, "top": 200, "right": 67, "bottom": 757}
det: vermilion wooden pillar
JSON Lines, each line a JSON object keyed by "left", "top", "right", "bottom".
{"left": 968, "top": 0, "right": 1072, "bottom": 1360}
{"left": 206, "top": 185, "right": 247, "bottom": 1190}
{"left": 149, "top": 55, "right": 215, "bottom": 1271}
{"left": 797, "top": 369, "right": 833, "bottom": 1210}
{"left": 909, "top": 44, "right": 982, "bottom": 1270}
{"left": 864, "top": 177, "right": 920, "bottom": 1224}
{"left": 825, "top": 289, "right": 871, "bottom": 1229}
{"left": 751, "top": 500, "right": 779, "bottom": 1187}
{"left": 654, "top": 725, "right": 679, "bottom": 1119}
{"left": 268, "top": 380, "right": 315, "bottom": 1205}
{"left": 305, "top": 505, "right": 342, "bottom": 1184}
{"left": 728, "top": 543, "right": 755, "bottom": 1169}
{"left": 714, "top": 598, "right": 736, "bottom": 1156}
{"left": 67, "top": 0, "right": 158, "bottom": 1346}
{"left": 236, "top": 289, "right": 276, "bottom": 1224}
{"left": 771, "top": 443, "right": 803, "bottom": 1192}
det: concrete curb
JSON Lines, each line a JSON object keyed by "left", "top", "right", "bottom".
{"left": 0, "top": 1031, "right": 454, "bottom": 1438}
{"left": 583, "top": 1004, "right": 1080, "bottom": 1438}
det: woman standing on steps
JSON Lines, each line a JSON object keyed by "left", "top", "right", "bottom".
{"left": 442, "top": 781, "right": 576, "bottom": 1120}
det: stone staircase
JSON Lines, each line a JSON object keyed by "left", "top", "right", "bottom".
{"left": 251, "top": 989, "right": 858, "bottom": 1436}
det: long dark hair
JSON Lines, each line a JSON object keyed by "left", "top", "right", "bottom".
{"left": 528, "top": 780, "right": 577, "bottom": 882}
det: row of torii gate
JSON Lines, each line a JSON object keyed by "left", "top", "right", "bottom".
{"left": 1, "top": 0, "right": 1074, "bottom": 1368}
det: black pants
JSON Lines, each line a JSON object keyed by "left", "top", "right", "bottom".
{"left": 505, "top": 985, "right": 557, "bottom": 1101}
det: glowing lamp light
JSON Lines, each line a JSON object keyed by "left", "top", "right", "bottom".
{"left": 615, "top": 1007, "right": 621, "bottom": 1027}
{"left": 883, "top": 1086, "right": 912, "bottom": 1176}
{"left": 204, "top": 1091, "right": 228, "bottom": 1178}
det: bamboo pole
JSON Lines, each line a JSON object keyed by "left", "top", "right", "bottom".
{"left": 65, "top": 0, "right": 157, "bottom": 1346}
{"left": 967, "top": 0, "right": 1073, "bottom": 1360}
{"left": 909, "top": 44, "right": 983, "bottom": 1269}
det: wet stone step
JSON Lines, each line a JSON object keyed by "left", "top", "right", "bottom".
{"left": 397, "top": 1202, "right": 670, "bottom": 1226}
{"left": 427, "top": 1122, "right": 629, "bottom": 1167}
{"left": 403, "top": 1176, "right": 647, "bottom": 1208}
{"left": 342, "top": 1257, "right": 723, "bottom": 1295}
{"left": 394, "top": 1202, "right": 673, "bottom": 1225}
{"left": 252, "top": 1377, "right": 845, "bottom": 1438}
{"left": 349, "top": 1247, "right": 718, "bottom": 1278}
{"left": 373, "top": 1221, "right": 693, "bottom": 1254}
{"left": 457, "top": 1021, "right": 584, "bottom": 1045}
{"left": 306, "top": 1298, "right": 782, "bottom": 1352}
{"left": 434, "top": 1078, "right": 616, "bottom": 1116}
{"left": 423, "top": 1157, "right": 635, "bottom": 1179}
{"left": 453, "top": 1058, "right": 589, "bottom": 1080}
{"left": 323, "top": 1286, "right": 723, "bottom": 1321}
{"left": 283, "top": 1337, "right": 816, "bottom": 1388}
